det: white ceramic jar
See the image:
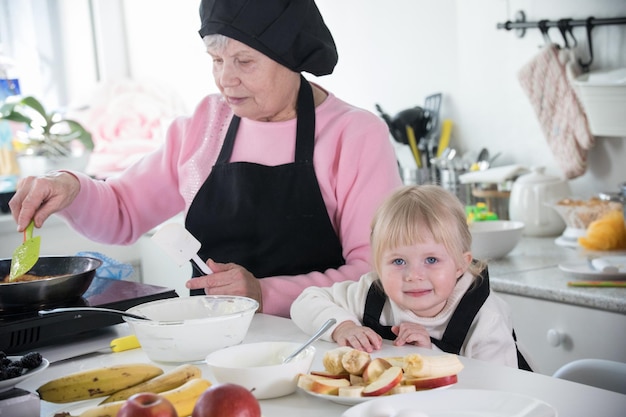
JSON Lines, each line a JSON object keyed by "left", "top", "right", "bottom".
{"left": 509, "top": 167, "right": 571, "bottom": 237}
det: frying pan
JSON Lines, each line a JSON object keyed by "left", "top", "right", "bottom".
{"left": 0, "top": 256, "right": 102, "bottom": 311}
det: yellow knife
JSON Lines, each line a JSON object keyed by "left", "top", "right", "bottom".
{"left": 406, "top": 125, "right": 422, "bottom": 168}
{"left": 110, "top": 335, "right": 141, "bottom": 352}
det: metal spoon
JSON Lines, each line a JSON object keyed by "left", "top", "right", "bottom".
{"left": 282, "top": 318, "right": 336, "bottom": 364}
{"left": 39, "top": 307, "right": 150, "bottom": 321}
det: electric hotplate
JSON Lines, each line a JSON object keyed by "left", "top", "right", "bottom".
{"left": 0, "top": 277, "right": 177, "bottom": 354}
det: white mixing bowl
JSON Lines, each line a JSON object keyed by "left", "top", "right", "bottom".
{"left": 123, "top": 295, "right": 258, "bottom": 363}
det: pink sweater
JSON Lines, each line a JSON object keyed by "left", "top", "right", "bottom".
{"left": 60, "top": 90, "right": 402, "bottom": 317}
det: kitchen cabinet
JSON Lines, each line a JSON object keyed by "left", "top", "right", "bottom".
{"left": 496, "top": 292, "right": 626, "bottom": 376}
{"left": 488, "top": 237, "right": 626, "bottom": 376}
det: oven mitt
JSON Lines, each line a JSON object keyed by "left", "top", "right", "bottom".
{"left": 517, "top": 43, "right": 595, "bottom": 179}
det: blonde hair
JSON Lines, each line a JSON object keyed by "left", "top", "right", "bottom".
{"left": 370, "top": 185, "right": 485, "bottom": 277}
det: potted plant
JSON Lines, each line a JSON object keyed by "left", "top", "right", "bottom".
{"left": 0, "top": 95, "right": 94, "bottom": 175}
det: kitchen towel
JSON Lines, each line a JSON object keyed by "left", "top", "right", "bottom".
{"left": 518, "top": 43, "right": 595, "bottom": 179}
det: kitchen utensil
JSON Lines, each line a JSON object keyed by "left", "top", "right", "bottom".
{"left": 375, "top": 104, "right": 430, "bottom": 145}
{"left": 123, "top": 295, "right": 258, "bottom": 363}
{"left": 205, "top": 341, "right": 315, "bottom": 399}
{"left": 282, "top": 318, "right": 336, "bottom": 364}
{"left": 436, "top": 119, "right": 453, "bottom": 158}
{"left": 151, "top": 222, "right": 213, "bottom": 275}
{"left": 39, "top": 306, "right": 150, "bottom": 320}
{"left": 49, "top": 335, "right": 142, "bottom": 363}
{"left": 568, "top": 280, "right": 626, "bottom": 287}
{"left": 508, "top": 167, "right": 571, "bottom": 236}
{"left": 9, "top": 220, "right": 41, "bottom": 281}
{"left": 0, "top": 256, "right": 102, "bottom": 311}
{"left": 405, "top": 125, "right": 422, "bottom": 168}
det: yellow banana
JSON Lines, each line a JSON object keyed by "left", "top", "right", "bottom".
{"left": 37, "top": 363, "right": 164, "bottom": 403}
{"left": 402, "top": 354, "right": 464, "bottom": 378}
{"left": 78, "top": 378, "right": 212, "bottom": 417}
{"left": 100, "top": 364, "right": 202, "bottom": 404}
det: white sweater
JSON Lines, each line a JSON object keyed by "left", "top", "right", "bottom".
{"left": 290, "top": 271, "right": 519, "bottom": 368}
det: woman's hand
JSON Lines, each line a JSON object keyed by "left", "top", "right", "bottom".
{"left": 9, "top": 171, "right": 81, "bottom": 232}
{"left": 391, "top": 322, "right": 432, "bottom": 348}
{"left": 185, "top": 258, "right": 264, "bottom": 312}
{"left": 332, "top": 320, "right": 383, "bottom": 353}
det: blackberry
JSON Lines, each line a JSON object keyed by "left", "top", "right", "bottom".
{"left": 20, "top": 351, "right": 43, "bottom": 369}
{"left": 5, "top": 364, "right": 24, "bottom": 379}
{"left": 1, "top": 357, "right": 11, "bottom": 367}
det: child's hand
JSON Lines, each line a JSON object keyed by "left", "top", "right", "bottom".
{"left": 392, "top": 322, "right": 432, "bottom": 348}
{"left": 332, "top": 321, "right": 383, "bottom": 353}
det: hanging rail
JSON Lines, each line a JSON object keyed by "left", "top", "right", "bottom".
{"left": 496, "top": 11, "right": 626, "bottom": 71}
{"left": 496, "top": 11, "right": 626, "bottom": 38}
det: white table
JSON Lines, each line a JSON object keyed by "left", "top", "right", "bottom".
{"left": 16, "top": 314, "right": 626, "bottom": 417}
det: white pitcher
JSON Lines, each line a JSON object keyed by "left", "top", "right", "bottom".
{"left": 509, "top": 167, "right": 571, "bottom": 237}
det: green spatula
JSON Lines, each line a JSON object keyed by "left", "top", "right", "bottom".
{"left": 9, "top": 220, "right": 41, "bottom": 282}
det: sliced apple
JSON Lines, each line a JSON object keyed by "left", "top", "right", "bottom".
{"left": 338, "top": 385, "right": 365, "bottom": 398}
{"left": 403, "top": 374, "right": 458, "bottom": 390}
{"left": 362, "top": 366, "right": 403, "bottom": 397}
{"left": 297, "top": 373, "right": 343, "bottom": 390}
{"left": 310, "top": 370, "right": 350, "bottom": 380}
{"left": 310, "top": 377, "right": 351, "bottom": 395}
{"left": 362, "top": 358, "right": 393, "bottom": 384}
{"left": 390, "top": 384, "right": 416, "bottom": 395}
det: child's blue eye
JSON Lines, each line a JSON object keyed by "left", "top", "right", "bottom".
{"left": 392, "top": 258, "right": 406, "bottom": 266}
{"left": 426, "top": 257, "right": 437, "bottom": 264}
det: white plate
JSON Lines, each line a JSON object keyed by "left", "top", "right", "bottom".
{"left": 0, "top": 356, "right": 49, "bottom": 393}
{"left": 47, "top": 399, "right": 101, "bottom": 417}
{"left": 341, "top": 389, "right": 556, "bottom": 417}
{"left": 299, "top": 383, "right": 454, "bottom": 406}
{"left": 554, "top": 236, "right": 579, "bottom": 248}
{"left": 559, "top": 256, "right": 626, "bottom": 279}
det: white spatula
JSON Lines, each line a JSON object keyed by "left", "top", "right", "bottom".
{"left": 151, "top": 223, "right": 213, "bottom": 275}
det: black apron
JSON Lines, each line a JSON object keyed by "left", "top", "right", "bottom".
{"left": 362, "top": 267, "right": 533, "bottom": 371}
{"left": 185, "top": 75, "right": 345, "bottom": 293}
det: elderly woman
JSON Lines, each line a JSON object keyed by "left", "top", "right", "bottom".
{"left": 9, "top": 0, "right": 402, "bottom": 317}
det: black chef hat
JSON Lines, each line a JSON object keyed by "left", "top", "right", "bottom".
{"left": 198, "top": 0, "right": 338, "bottom": 76}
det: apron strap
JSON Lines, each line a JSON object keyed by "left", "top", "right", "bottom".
{"left": 363, "top": 282, "right": 397, "bottom": 340}
{"left": 216, "top": 115, "right": 241, "bottom": 164}
{"left": 433, "top": 267, "right": 490, "bottom": 354}
{"left": 295, "top": 74, "right": 315, "bottom": 163}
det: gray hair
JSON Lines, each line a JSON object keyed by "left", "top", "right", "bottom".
{"left": 203, "top": 34, "right": 230, "bottom": 51}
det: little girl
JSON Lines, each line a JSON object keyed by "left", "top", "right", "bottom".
{"left": 291, "top": 185, "right": 531, "bottom": 370}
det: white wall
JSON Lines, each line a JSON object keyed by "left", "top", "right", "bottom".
{"left": 96, "top": 0, "right": 626, "bottom": 197}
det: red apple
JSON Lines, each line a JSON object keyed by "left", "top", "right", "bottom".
{"left": 403, "top": 374, "right": 458, "bottom": 390}
{"left": 362, "top": 358, "right": 392, "bottom": 384}
{"left": 116, "top": 392, "right": 178, "bottom": 417}
{"left": 191, "top": 383, "right": 261, "bottom": 417}
{"left": 362, "top": 366, "right": 403, "bottom": 397}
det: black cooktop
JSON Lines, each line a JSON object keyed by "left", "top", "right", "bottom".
{"left": 0, "top": 277, "right": 177, "bottom": 354}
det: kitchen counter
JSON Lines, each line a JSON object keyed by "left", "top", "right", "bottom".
{"left": 487, "top": 236, "right": 626, "bottom": 314}
{"left": 16, "top": 314, "right": 626, "bottom": 417}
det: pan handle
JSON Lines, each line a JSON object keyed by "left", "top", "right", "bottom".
{"left": 39, "top": 307, "right": 150, "bottom": 320}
